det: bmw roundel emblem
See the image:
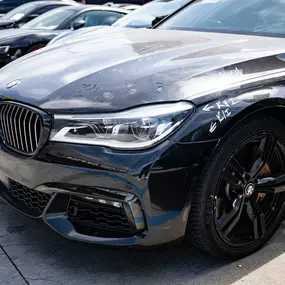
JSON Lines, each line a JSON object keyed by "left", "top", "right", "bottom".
{"left": 5, "top": 79, "right": 21, "bottom": 90}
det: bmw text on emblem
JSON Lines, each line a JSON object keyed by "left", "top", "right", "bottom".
{"left": 5, "top": 79, "right": 21, "bottom": 90}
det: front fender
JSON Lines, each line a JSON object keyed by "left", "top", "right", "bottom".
{"left": 171, "top": 85, "right": 285, "bottom": 143}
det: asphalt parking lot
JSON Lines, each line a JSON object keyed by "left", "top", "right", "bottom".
{"left": 0, "top": 199, "right": 284, "bottom": 285}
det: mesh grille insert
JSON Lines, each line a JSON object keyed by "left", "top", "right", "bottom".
{"left": 68, "top": 196, "right": 132, "bottom": 235}
{"left": 8, "top": 179, "right": 51, "bottom": 213}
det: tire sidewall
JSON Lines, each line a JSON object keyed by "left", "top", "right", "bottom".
{"left": 198, "top": 117, "right": 285, "bottom": 258}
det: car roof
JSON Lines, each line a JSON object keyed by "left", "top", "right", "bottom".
{"left": 64, "top": 4, "right": 129, "bottom": 14}
{"left": 29, "top": 1, "right": 78, "bottom": 7}
{"left": 104, "top": 3, "right": 140, "bottom": 9}
{"left": 38, "top": 0, "right": 77, "bottom": 2}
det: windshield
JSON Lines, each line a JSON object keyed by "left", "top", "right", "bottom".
{"left": 159, "top": 0, "right": 285, "bottom": 37}
{"left": 2, "top": 2, "right": 36, "bottom": 21}
{"left": 113, "top": 0, "right": 189, "bottom": 28}
{"left": 21, "top": 7, "right": 76, "bottom": 30}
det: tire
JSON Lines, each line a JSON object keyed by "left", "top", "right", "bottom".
{"left": 187, "top": 115, "right": 285, "bottom": 259}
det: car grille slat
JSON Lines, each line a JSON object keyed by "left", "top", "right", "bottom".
{"left": 34, "top": 115, "right": 39, "bottom": 148}
{"left": 28, "top": 111, "right": 33, "bottom": 152}
{"left": 0, "top": 103, "right": 43, "bottom": 155}
{"left": 5, "top": 104, "right": 13, "bottom": 145}
{"left": 9, "top": 105, "right": 17, "bottom": 148}
{"left": 23, "top": 109, "right": 29, "bottom": 152}
{"left": 13, "top": 106, "right": 20, "bottom": 149}
{"left": 0, "top": 105, "right": 9, "bottom": 144}
{"left": 6, "top": 105, "right": 13, "bottom": 145}
{"left": 18, "top": 108, "right": 25, "bottom": 151}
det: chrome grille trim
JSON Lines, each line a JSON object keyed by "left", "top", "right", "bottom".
{"left": 10, "top": 105, "right": 16, "bottom": 147}
{"left": 28, "top": 111, "right": 33, "bottom": 152}
{"left": 14, "top": 106, "right": 20, "bottom": 149}
{"left": 0, "top": 105, "right": 7, "bottom": 144}
{"left": 18, "top": 108, "right": 24, "bottom": 151}
{"left": 0, "top": 102, "right": 44, "bottom": 155}
{"left": 5, "top": 105, "right": 13, "bottom": 145}
{"left": 23, "top": 109, "right": 29, "bottom": 151}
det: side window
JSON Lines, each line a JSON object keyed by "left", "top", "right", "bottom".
{"left": 69, "top": 11, "right": 124, "bottom": 29}
{"left": 35, "top": 5, "right": 64, "bottom": 16}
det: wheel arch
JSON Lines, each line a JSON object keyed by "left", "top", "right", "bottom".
{"left": 23, "top": 41, "right": 48, "bottom": 55}
{"left": 221, "top": 98, "right": 285, "bottom": 139}
{"left": 171, "top": 90, "right": 285, "bottom": 144}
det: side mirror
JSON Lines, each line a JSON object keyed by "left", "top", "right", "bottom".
{"left": 72, "top": 20, "right": 85, "bottom": 30}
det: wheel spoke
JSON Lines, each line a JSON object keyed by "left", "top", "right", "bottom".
{"left": 249, "top": 135, "right": 277, "bottom": 180}
{"left": 223, "top": 158, "right": 246, "bottom": 187}
{"left": 223, "top": 169, "right": 242, "bottom": 188}
{"left": 219, "top": 206, "right": 239, "bottom": 230}
{"left": 251, "top": 200, "right": 266, "bottom": 239}
{"left": 256, "top": 173, "right": 285, "bottom": 194}
{"left": 218, "top": 196, "right": 245, "bottom": 237}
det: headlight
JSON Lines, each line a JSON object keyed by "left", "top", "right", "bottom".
{"left": 0, "top": 46, "right": 9, "bottom": 54}
{"left": 50, "top": 102, "right": 194, "bottom": 150}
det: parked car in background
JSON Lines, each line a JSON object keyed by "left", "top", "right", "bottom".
{"left": 0, "top": 5, "right": 127, "bottom": 67}
{"left": 50, "top": 0, "right": 190, "bottom": 45}
{"left": 0, "top": 0, "right": 285, "bottom": 261}
{"left": 0, "top": 0, "right": 76, "bottom": 15}
{"left": 103, "top": 3, "right": 141, "bottom": 11}
{"left": 120, "top": 4, "right": 140, "bottom": 11}
{"left": 113, "top": 0, "right": 190, "bottom": 28}
{"left": 0, "top": 1, "right": 76, "bottom": 29}
{"left": 86, "top": 0, "right": 152, "bottom": 5}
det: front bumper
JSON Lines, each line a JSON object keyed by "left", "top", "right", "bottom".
{"left": 0, "top": 139, "right": 218, "bottom": 246}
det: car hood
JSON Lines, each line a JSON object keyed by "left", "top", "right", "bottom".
{"left": 49, "top": 26, "right": 117, "bottom": 46}
{"left": 1, "top": 28, "right": 285, "bottom": 113}
{"left": 0, "top": 28, "right": 62, "bottom": 44}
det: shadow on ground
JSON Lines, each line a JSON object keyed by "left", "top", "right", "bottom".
{"left": 0, "top": 200, "right": 284, "bottom": 285}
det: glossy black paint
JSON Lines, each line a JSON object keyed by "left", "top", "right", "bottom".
{"left": 2, "top": 29, "right": 285, "bottom": 112}
{"left": 0, "top": 5, "right": 127, "bottom": 68}
{"left": 1, "top": 28, "right": 285, "bottom": 245}
{"left": 0, "top": 135, "right": 218, "bottom": 245}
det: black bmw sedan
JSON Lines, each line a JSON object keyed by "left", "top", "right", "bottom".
{"left": 0, "top": 0, "right": 76, "bottom": 14}
{"left": 0, "top": 1, "right": 76, "bottom": 29}
{"left": 0, "top": 5, "right": 127, "bottom": 67}
{"left": 1, "top": 0, "right": 285, "bottom": 260}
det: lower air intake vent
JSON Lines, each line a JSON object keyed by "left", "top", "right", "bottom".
{"left": 67, "top": 196, "right": 133, "bottom": 236}
{"left": 8, "top": 179, "right": 51, "bottom": 213}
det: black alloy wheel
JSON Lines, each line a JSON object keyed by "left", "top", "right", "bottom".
{"left": 215, "top": 133, "right": 285, "bottom": 247}
{"left": 187, "top": 116, "right": 285, "bottom": 259}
